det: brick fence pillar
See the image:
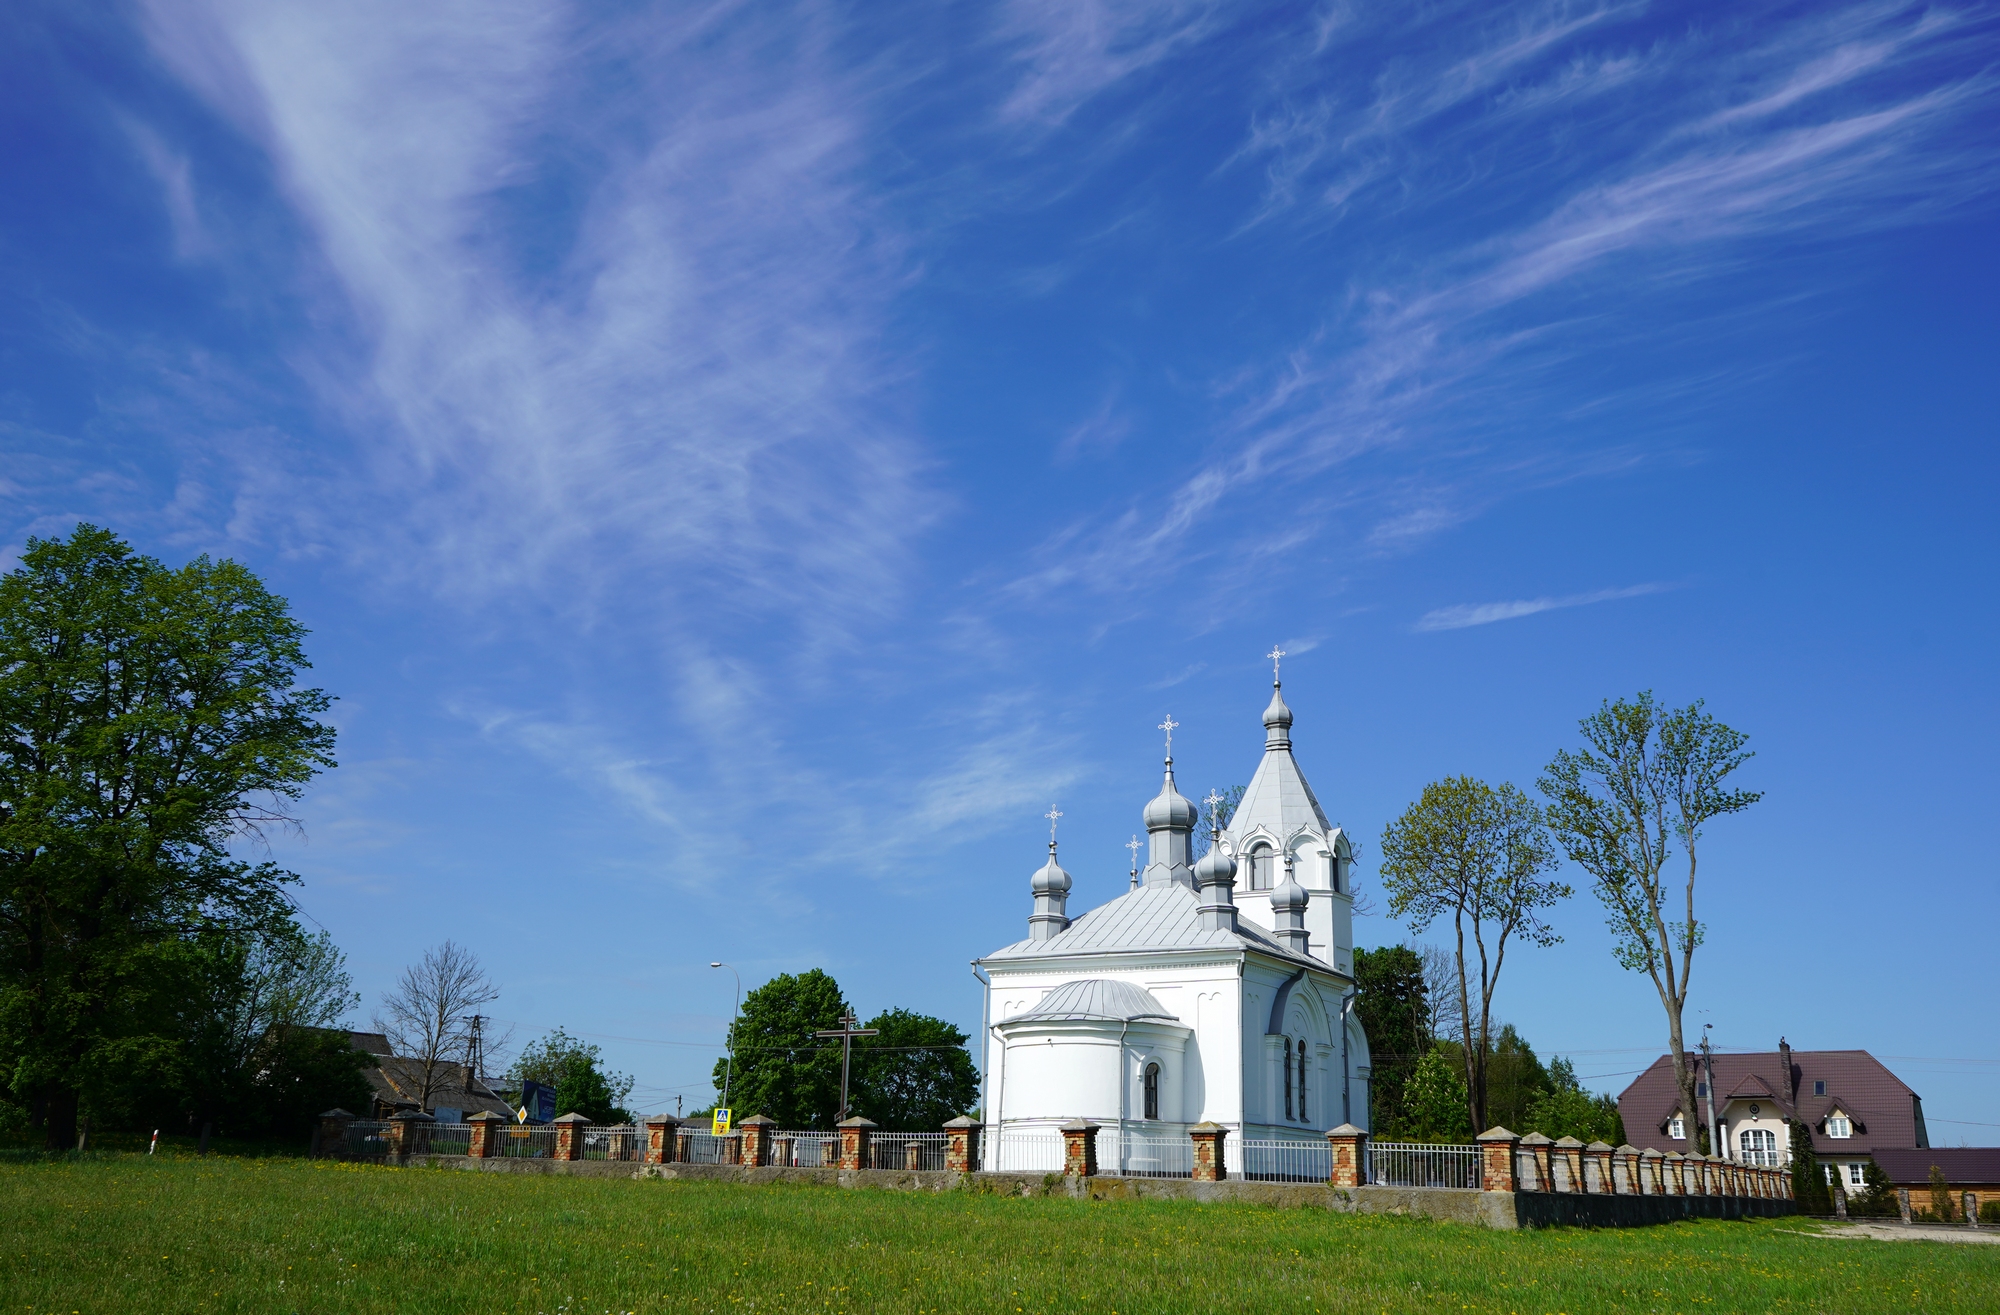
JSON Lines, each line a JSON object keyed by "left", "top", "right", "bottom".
{"left": 1519, "top": 1133, "right": 1552, "bottom": 1192}
{"left": 944, "top": 1117, "right": 981, "bottom": 1172}
{"left": 1476, "top": 1127, "right": 1519, "bottom": 1192}
{"left": 838, "top": 1117, "right": 876, "bottom": 1170}
{"left": 1553, "top": 1137, "right": 1585, "bottom": 1192}
{"left": 387, "top": 1109, "right": 433, "bottom": 1160}
{"left": 1190, "top": 1122, "right": 1228, "bottom": 1182}
{"left": 1661, "top": 1152, "right": 1684, "bottom": 1195}
{"left": 1612, "top": 1145, "right": 1638, "bottom": 1195}
{"left": 315, "top": 1108, "right": 356, "bottom": 1159}
{"left": 1640, "top": 1148, "right": 1664, "bottom": 1195}
{"left": 467, "top": 1111, "right": 504, "bottom": 1159}
{"left": 1582, "top": 1142, "right": 1612, "bottom": 1194}
{"left": 1325, "top": 1124, "right": 1369, "bottom": 1188}
{"left": 739, "top": 1115, "right": 775, "bottom": 1168}
{"left": 1897, "top": 1186, "right": 1911, "bottom": 1222}
{"left": 1061, "top": 1121, "right": 1099, "bottom": 1177}
{"left": 645, "top": 1116, "right": 680, "bottom": 1164}
{"left": 553, "top": 1112, "right": 590, "bottom": 1162}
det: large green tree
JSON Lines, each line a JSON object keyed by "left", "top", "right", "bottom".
{"left": 1379, "top": 777, "right": 1568, "bottom": 1136}
{"left": 0, "top": 526, "right": 337, "bottom": 1147}
{"left": 1352, "top": 945, "right": 1428, "bottom": 1137}
{"left": 511, "top": 1027, "right": 633, "bottom": 1124}
{"left": 851, "top": 1008, "right": 977, "bottom": 1131}
{"left": 711, "top": 969, "right": 848, "bottom": 1129}
{"left": 1539, "top": 693, "right": 1759, "bottom": 1163}
{"left": 1522, "top": 1056, "right": 1625, "bottom": 1145}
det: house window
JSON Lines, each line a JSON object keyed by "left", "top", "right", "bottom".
{"left": 1669, "top": 1116, "right": 1686, "bottom": 1140}
{"left": 1814, "top": 1080, "right": 1826, "bottom": 1097}
{"left": 1824, "top": 1164, "right": 1836, "bottom": 1184}
{"left": 1143, "top": 1063, "right": 1160, "bottom": 1121}
{"left": 1297, "top": 1039, "right": 1308, "bottom": 1124}
{"left": 1283, "top": 1038, "right": 1294, "bottom": 1119}
{"left": 1249, "top": 846, "right": 1275, "bottom": 892}
{"left": 1848, "top": 1162, "right": 1865, "bottom": 1187}
{"left": 1826, "top": 1115, "right": 1851, "bottom": 1139}
{"left": 1739, "top": 1128, "right": 1778, "bottom": 1167}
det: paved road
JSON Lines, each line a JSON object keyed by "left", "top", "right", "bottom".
{"left": 1795, "top": 1221, "right": 2000, "bottom": 1245}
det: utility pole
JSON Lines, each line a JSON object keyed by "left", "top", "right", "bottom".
{"left": 711, "top": 963, "right": 743, "bottom": 1114}
{"left": 1701, "top": 1025, "right": 1722, "bottom": 1160}
{"left": 814, "top": 1009, "right": 880, "bottom": 1123}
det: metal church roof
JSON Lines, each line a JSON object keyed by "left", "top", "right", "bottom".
{"left": 1007, "top": 978, "right": 1179, "bottom": 1023}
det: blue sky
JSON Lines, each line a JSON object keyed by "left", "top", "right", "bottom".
{"left": 4, "top": 1, "right": 1997, "bottom": 1132}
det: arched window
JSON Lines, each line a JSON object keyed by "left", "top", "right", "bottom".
{"left": 1249, "top": 846, "right": 1274, "bottom": 891}
{"left": 1297, "top": 1039, "right": 1308, "bottom": 1124}
{"left": 1738, "top": 1128, "right": 1777, "bottom": 1167}
{"left": 1143, "top": 1063, "right": 1160, "bottom": 1121}
{"left": 1330, "top": 853, "right": 1341, "bottom": 894}
{"left": 1282, "top": 1038, "right": 1293, "bottom": 1119}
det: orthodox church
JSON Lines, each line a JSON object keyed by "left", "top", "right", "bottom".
{"left": 975, "top": 672, "right": 1369, "bottom": 1171}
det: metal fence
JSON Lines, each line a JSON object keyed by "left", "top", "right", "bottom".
{"left": 679, "top": 1131, "right": 734, "bottom": 1164}
{"left": 579, "top": 1125, "right": 644, "bottom": 1161}
{"left": 1368, "top": 1141, "right": 1480, "bottom": 1188}
{"left": 492, "top": 1124, "right": 560, "bottom": 1158}
{"left": 341, "top": 1121, "right": 392, "bottom": 1157}
{"left": 871, "top": 1132, "right": 948, "bottom": 1171}
{"left": 1101, "top": 1130, "right": 1194, "bottom": 1178}
{"left": 983, "top": 1130, "right": 1065, "bottom": 1172}
{"left": 425, "top": 1123, "right": 473, "bottom": 1156}
{"left": 768, "top": 1131, "right": 841, "bottom": 1168}
{"left": 1236, "top": 1138, "right": 1330, "bottom": 1183}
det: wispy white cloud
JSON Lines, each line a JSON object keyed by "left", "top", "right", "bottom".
{"left": 1415, "top": 582, "right": 1669, "bottom": 631}
{"left": 1016, "top": 0, "right": 1998, "bottom": 599}
{"left": 139, "top": 0, "right": 928, "bottom": 638}
{"left": 996, "top": 0, "right": 1230, "bottom": 126}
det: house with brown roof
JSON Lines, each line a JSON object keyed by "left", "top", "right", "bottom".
{"left": 1617, "top": 1038, "right": 1928, "bottom": 1194}
{"left": 347, "top": 1031, "right": 514, "bottom": 1122}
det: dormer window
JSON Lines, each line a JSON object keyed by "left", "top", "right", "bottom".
{"left": 1826, "top": 1114, "right": 1851, "bottom": 1139}
{"left": 1248, "top": 846, "right": 1274, "bottom": 892}
{"left": 1669, "top": 1116, "right": 1686, "bottom": 1140}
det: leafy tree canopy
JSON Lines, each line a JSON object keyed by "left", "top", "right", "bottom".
{"left": 711, "top": 970, "right": 848, "bottom": 1129}
{"left": 852, "top": 1008, "right": 977, "bottom": 1132}
{"left": 0, "top": 525, "right": 337, "bottom": 1147}
{"left": 1400, "top": 1043, "right": 1472, "bottom": 1143}
{"left": 1523, "top": 1055, "right": 1624, "bottom": 1145}
{"left": 511, "top": 1027, "right": 633, "bottom": 1124}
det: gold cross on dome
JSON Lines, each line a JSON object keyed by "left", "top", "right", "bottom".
{"left": 1158, "top": 714, "right": 1178, "bottom": 755}
{"left": 1268, "top": 646, "right": 1286, "bottom": 681}
{"left": 1045, "top": 806, "right": 1063, "bottom": 845}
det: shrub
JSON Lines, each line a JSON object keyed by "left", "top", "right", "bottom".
{"left": 1928, "top": 1164, "right": 1956, "bottom": 1222}
{"left": 1844, "top": 1159, "right": 1901, "bottom": 1218}
{"left": 1789, "top": 1119, "right": 1830, "bottom": 1215}
{"left": 1980, "top": 1199, "right": 2000, "bottom": 1224}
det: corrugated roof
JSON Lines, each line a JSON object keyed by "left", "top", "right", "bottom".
{"left": 983, "top": 881, "right": 1323, "bottom": 968}
{"left": 1617, "top": 1050, "right": 1924, "bottom": 1156}
{"left": 1007, "top": 978, "right": 1178, "bottom": 1023}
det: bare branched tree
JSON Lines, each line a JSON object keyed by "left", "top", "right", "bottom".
{"left": 373, "top": 941, "right": 501, "bottom": 1113}
{"left": 1418, "top": 943, "right": 1462, "bottom": 1046}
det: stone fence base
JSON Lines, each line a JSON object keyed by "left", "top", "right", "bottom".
{"left": 362, "top": 1154, "right": 1793, "bottom": 1229}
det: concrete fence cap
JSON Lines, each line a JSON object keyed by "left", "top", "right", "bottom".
{"left": 1665, "top": 1151, "right": 1685, "bottom": 1161}
{"left": 1519, "top": 1132, "right": 1553, "bottom": 1146}
{"left": 1190, "top": 1121, "right": 1227, "bottom": 1133}
{"left": 943, "top": 1116, "right": 982, "bottom": 1129}
{"left": 1324, "top": 1124, "right": 1367, "bottom": 1138}
{"left": 1060, "top": 1120, "right": 1100, "bottom": 1133}
{"left": 738, "top": 1114, "right": 777, "bottom": 1127}
{"left": 1615, "top": 1144, "right": 1639, "bottom": 1154}
{"left": 1554, "top": 1136, "right": 1584, "bottom": 1148}
{"left": 1641, "top": 1148, "right": 1664, "bottom": 1158}
{"left": 1475, "top": 1126, "right": 1519, "bottom": 1142}
{"left": 644, "top": 1115, "right": 682, "bottom": 1127}
{"left": 319, "top": 1108, "right": 355, "bottom": 1119}
{"left": 553, "top": 1112, "right": 591, "bottom": 1125}
{"left": 836, "top": 1116, "right": 878, "bottom": 1129}
{"left": 1586, "top": 1141, "right": 1614, "bottom": 1152}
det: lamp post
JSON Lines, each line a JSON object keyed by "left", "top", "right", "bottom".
{"left": 711, "top": 962, "right": 742, "bottom": 1114}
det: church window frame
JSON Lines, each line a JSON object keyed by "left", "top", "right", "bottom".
{"left": 1282, "top": 1037, "right": 1293, "bottom": 1119}
{"left": 1296, "top": 1039, "right": 1308, "bottom": 1124}
{"left": 1143, "top": 1062, "right": 1160, "bottom": 1121}
{"left": 1249, "top": 845, "right": 1275, "bottom": 892}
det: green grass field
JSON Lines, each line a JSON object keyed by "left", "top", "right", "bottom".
{"left": 2, "top": 1154, "right": 1994, "bottom": 1314}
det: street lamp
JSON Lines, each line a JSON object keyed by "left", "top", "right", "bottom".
{"left": 711, "top": 962, "right": 742, "bottom": 1114}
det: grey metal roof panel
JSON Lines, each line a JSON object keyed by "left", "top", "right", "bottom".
{"left": 1009, "top": 978, "right": 1177, "bottom": 1023}
{"left": 1227, "top": 745, "right": 1333, "bottom": 845}
{"left": 984, "top": 882, "right": 1324, "bottom": 968}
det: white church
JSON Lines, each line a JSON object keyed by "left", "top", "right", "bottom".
{"left": 975, "top": 672, "right": 1370, "bottom": 1172}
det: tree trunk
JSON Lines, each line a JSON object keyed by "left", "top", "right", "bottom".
{"left": 1667, "top": 1010, "right": 1696, "bottom": 1156}
{"left": 43, "top": 1084, "right": 78, "bottom": 1152}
